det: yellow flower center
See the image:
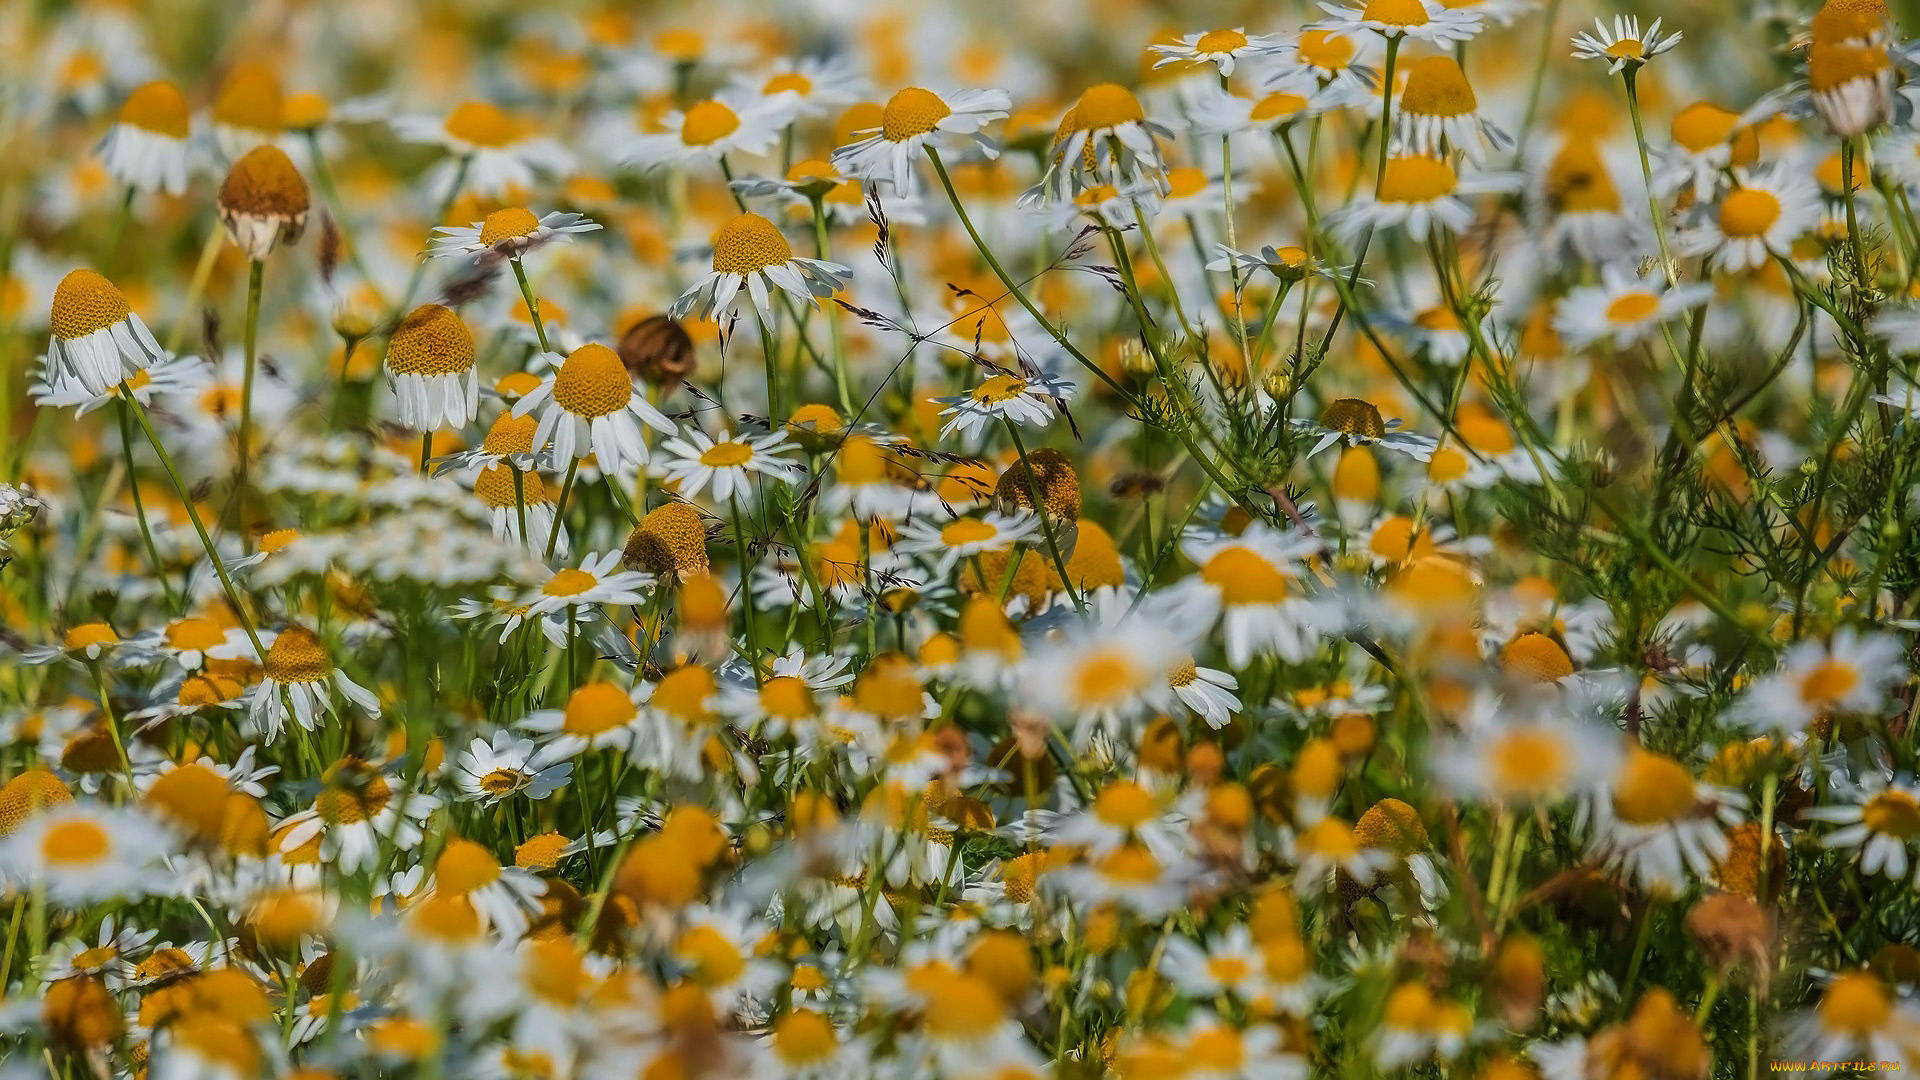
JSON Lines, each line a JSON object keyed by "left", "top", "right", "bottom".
{"left": 544, "top": 568, "right": 601, "bottom": 597}
{"left": 283, "top": 92, "right": 330, "bottom": 130}
{"left": 1489, "top": 728, "right": 1570, "bottom": 798}
{"left": 496, "top": 370, "right": 544, "bottom": 398}
{"left": 63, "top": 622, "right": 119, "bottom": 650}
{"left": 1070, "top": 83, "right": 1146, "bottom": 131}
{"left": 1605, "top": 291, "right": 1663, "bottom": 324}
{"left": 1195, "top": 29, "right": 1250, "bottom": 54}
{"left": 1378, "top": 155, "right": 1459, "bottom": 203}
{"left": 1861, "top": 791, "right": 1920, "bottom": 838}
{"left": 264, "top": 627, "right": 330, "bottom": 683}
{"left": 1502, "top": 632, "right": 1574, "bottom": 682}
{"left": 387, "top": 304, "right": 475, "bottom": 376}
{"left": 1362, "top": 0, "right": 1431, "bottom": 27}
{"left": 711, "top": 212, "right": 796, "bottom": 275}
{"left": 478, "top": 768, "right": 527, "bottom": 795}
{"left": 164, "top": 617, "right": 226, "bottom": 653}
{"left": 680, "top": 100, "right": 742, "bottom": 146}
{"left": 483, "top": 411, "right": 540, "bottom": 455}
{"left": 474, "top": 465, "right": 551, "bottom": 510}
{"left": 970, "top": 373, "right": 1030, "bottom": 404}
{"left": 764, "top": 73, "right": 814, "bottom": 96}
{"left": 941, "top": 518, "right": 1000, "bottom": 546}
{"left": 677, "top": 925, "right": 747, "bottom": 985}
{"left": 1799, "top": 658, "right": 1861, "bottom": 706}
{"left": 699, "top": 440, "right": 755, "bottom": 467}
{"left": 1546, "top": 139, "right": 1621, "bottom": 214}
{"left": 1188, "top": 1028, "right": 1245, "bottom": 1071}
{"left": 443, "top": 101, "right": 519, "bottom": 148}
{"left": 1819, "top": 972, "right": 1891, "bottom": 1035}
{"left": 1300, "top": 817, "right": 1361, "bottom": 858}
{"left": 119, "top": 80, "right": 190, "bottom": 138}
{"left": 1070, "top": 647, "right": 1150, "bottom": 710}
{"left": 1605, "top": 38, "right": 1646, "bottom": 60}
{"left": 1093, "top": 782, "right": 1158, "bottom": 829}
{"left": 563, "top": 682, "right": 638, "bottom": 736}
{"left": 435, "top": 838, "right": 503, "bottom": 893}
{"left": 1296, "top": 30, "right": 1356, "bottom": 70}
{"left": 551, "top": 343, "right": 634, "bottom": 418}
{"left": 771, "top": 1008, "right": 837, "bottom": 1064}
{"left": 479, "top": 207, "right": 542, "bottom": 247}
{"left": 654, "top": 29, "right": 704, "bottom": 61}
{"left": 212, "top": 62, "right": 282, "bottom": 132}
{"left": 881, "top": 86, "right": 952, "bottom": 141}
{"left": 1719, "top": 188, "right": 1783, "bottom": 239}
{"left": 1250, "top": 92, "right": 1309, "bottom": 123}
{"left": 1400, "top": 56, "right": 1477, "bottom": 118}
{"left": 651, "top": 665, "right": 718, "bottom": 723}
{"left": 1612, "top": 750, "right": 1697, "bottom": 825}
{"left": 49, "top": 270, "right": 132, "bottom": 341}
{"left": 0, "top": 770, "right": 71, "bottom": 837}
{"left": 41, "top": 819, "right": 110, "bottom": 866}
{"left": 1166, "top": 167, "right": 1208, "bottom": 198}
{"left": 1671, "top": 103, "right": 1739, "bottom": 153}
{"left": 922, "top": 975, "right": 1005, "bottom": 1039}
{"left": 623, "top": 503, "right": 710, "bottom": 577}
{"left": 1202, "top": 546, "right": 1291, "bottom": 605}
{"left": 516, "top": 831, "right": 569, "bottom": 869}
{"left": 758, "top": 675, "right": 815, "bottom": 720}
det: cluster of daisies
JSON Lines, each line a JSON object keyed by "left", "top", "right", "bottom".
{"left": 6, "top": 0, "right": 1920, "bottom": 1077}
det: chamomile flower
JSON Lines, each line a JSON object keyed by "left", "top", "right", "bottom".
{"left": 656, "top": 427, "right": 804, "bottom": 504}
{"left": 1805, "top": 773, "right": 1920, "bottom": 881}
{"left": 391, "top": 101, "right": 575, "bottom": 198}
{"left": 426, "top": 838, "right": 545, "bottom": 939}
{"left": 1571, "top": 16, "right": 1683, "bottom": 74}
{"left": 276, "top": 757, "right": 437, "bottom": 873}
{"left": 455, "top": 731, "right": 574, "bottom": 804}
{"left": 31, "top": 351, "right": 206, "bottom": 416}
{"left": 1294, "top": 397, "right": 1438, "bottom": 460}
{"left": 623, "top": 94, "right": 784, "bottom": 170}
{"left": 1731, "top": 629, "right": 1906, "bottom": 737}
{"left": 1170, "top": 524, "right": 1328, "bottom": 668}
{"left": 512, "top": 343, "right": 677, "bottom": 477}
{"left": 1584, "top": 748, "right": 1746, "bottom": 894}
{"left": 42, "top": 269, "right": 167, "bottom": 396}
{"left": 1333, "top": 152, "right": 1518, "bottom": 244}
{"left": 732, "top": 57, "right": 868, "bottom": 124}
{"left": 1786, "top": 970, "right": 1920, "bottom": 1064}
{"left": 1435, "top": 702, "right": 1623, "bottom": 805}
{"left": 525, "top": 550, "right": 655, "bottom": 620}
{"left": 1167, "top": 656, "right": 1242, "bottom": 729}
{"left": 521, "top": 681, "right": 647, "bottom": 766}
{"left": 1391, "top": 55, "right": 1512, "bottom": 162}
{"left": 1680, "top": 165, "right": 1822, "bottom": 273}
{"left": 1656, "top": 102, "right": 1758, "bottom": 201}
{"left": 385, "top": 303, "right": 479, "bottom": 432}
{"left": 96, "top": 80, "right": 192, "bottom": 196}
{"left": 931, "top": 370, "right": 1071, "bottom": 441}
{"left": 1315, "top": 0, "right": 1485, "bottom": 47}
{"left": 831, "top": 86, "right": 1012, "bottom": 192}
{"left": 1030, "top": 83, "right": 1172, "bottom": 204}
{"left": 248, "top": 626, "right": 382, "bottom": 739}
{"left": 670, "top": 212, "right": 852, "bottom": 324}
{"left": 1553, "top": 266, "right": 1716, "bottom": 349}
{"left": 0, "top": 802, "right": 172, "bottom": 904}
{"left": 1021, "top": 613, "right": 1186, "bottom": 745}
{"left": 1150, "top": 28, "right": 1287, "bottom": 76}
{"left": 428, "top": 207, "right": 601, "bottom": 260}
{"left": 899, "top": 510, "right": 1039, "bottom": 573}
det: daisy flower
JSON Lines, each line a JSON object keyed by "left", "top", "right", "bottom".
{"left": 1571, "top": 16, "right": 1683, "bottom": 74}
{"left": 899, "top": 510, "right": 1039, "bottom": 573}
{"left": 454, "top": 731, "right": 574, "bottom": 804}
{"left": 42, "top": 268, "right": 167, "bottom": 396}
{"left": 520, "top": 680, "right": 647, "bottom": 767}
{"left": 16, "top": 622, "right": 141, "bottom": 667}
{"left": 427, "top": 207, "right": 601, "bottom": 261}
{"left": 1270, "top": 29, "right": 1379, "bottom": 99}
{"left": 623, "top": 94, "right": 784, "bottom": 170}
{"left": 1150, "top": 28, "right": 1287, "bottom": 76}
{"left": 1170, "top": 524, "right": 1328, "bottom": 668}
{"left": 1314, "top": 0, "right": 1485, "bottom": 47}
{"left": 1020, "top": 611, "right": 1186, "bottom": 746}
{"left": 248, "top": 625, "right": 382, "bottom": 740}
{"left": 1679, "top": 165, "right": 1822, "bottom": 273}
{"left": 1294, "top": 396, "right": 1438, "bottom": 459}
{"left": 1392, "top": 55, "right": 1512, "bottom": 162}
{"left": 512, "top": 343, "right": 677, "bottom": 477}
{"left": 1731, "top": 628, "right": 1906, "bottom": 737}
{"left": 1435, "top": 701, "right": 1624, "bottom": 805}
{"left": 1167, "top": 655, "right": 1242, "bottom": 728}
{"left": 669, "top": 211, "right": 852, "bottom": 324}
{"left": 426, "top": 837, "right": 545, "bottom": 939}
{"left": 1583, "top": 748, "right": 1746, "bottom": 894}
{"left": 31, "top": 350, "right": 206, "bottom": 416}
{"left": 384, "top": 303, "right": 478, "bottom": 432}
{"left": 1293, "top": 815, "right": 1397, "bottom": 889}
{"left": 96, "top": 80, "right": 192, "bottom": 196}
{"left": 1552, "top": 266, "right": 1715, "bottom": 349}
{"left": 1805, "top": 773, "right": 1920, "bottom": 881}
{"left": 731, "top": 57, "right": 868, "bottom": 124}
{"left": 1655, "top": 101, "right": 1757, "bottom": 202}
{"left": 655, "top": 427, "right": 804, "bottom": 504}
{"left": 470, "top": 464, "right": 566, "bottom": 555}
{"left": 1785, "top": 971, "right": 1920, "bottom": 1064}
{"left": 1333, "top": 152, "right": 1518, "bottom": 244}
{"left": 1030, "top": 83, "right": 1172, "bottom": 204}
{"left": 1159, "top": 924, "right": 1269, "bottom": 1000}
{"left": 931, "top": 370, "right": 1071, "bottom": 441}
{"left": 1185, "top": 85, "right": 1352, "bottom": 139}
{"left": 0, "top": 802, "right": 173, "bottom": 905}
{"left": 525, "top": 550, "right": 655, "bottom": 620}
{"left": 390, "top": 100, "right": 575, "bottom": 199}
{"left": 831, "top": 86, "right": 1011, "bottom": 193}
{"left": 276, "top": 757, "right": 438, "bottom": 873}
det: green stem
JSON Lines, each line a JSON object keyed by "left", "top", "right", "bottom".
{"left": 235, "top": 259, "right": 264, "bottom": 548}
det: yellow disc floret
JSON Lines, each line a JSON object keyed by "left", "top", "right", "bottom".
{"left": 711, "top": 213, "right": 795, "bottom": 275}
{"left": 119, "top": 81, "right": 190, "bottom": 138}
{"left": 551, "top": 343, "right": 634, "bottom": 417}
{"left": 264, "top": 626, "right": 331, "bottom": 684}
{"left": 50, "top": 270, "right": 131, "bottom": 341}
{"left": 387, "top": 304, "right": 475, "bottom": 376}
{"left": 479, "top": 208, "right": 542, "bottom": 247}
{"left": 881, "top": 87, "right": 952, "bottom": 141}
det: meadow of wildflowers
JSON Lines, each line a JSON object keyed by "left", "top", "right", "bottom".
{"left": 4, "top": 0, "right": 1920, "bottom": 1076}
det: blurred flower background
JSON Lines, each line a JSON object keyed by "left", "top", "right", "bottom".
{"left": 2, "top": 0, "right": 1920, "bottom": 1077}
